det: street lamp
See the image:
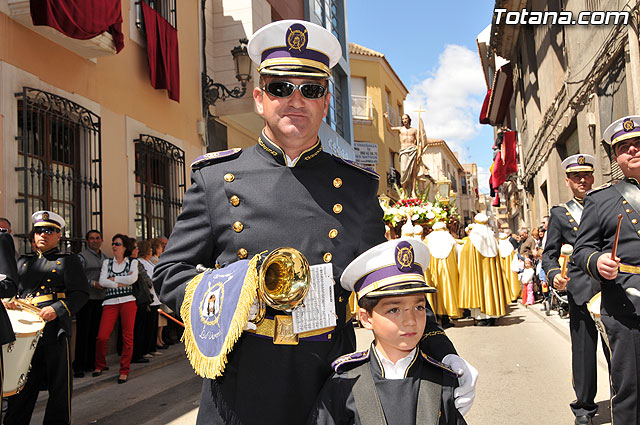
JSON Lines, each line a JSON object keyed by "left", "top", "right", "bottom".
{"left": 202, "top": 38, "right": 253, "bottom": 116}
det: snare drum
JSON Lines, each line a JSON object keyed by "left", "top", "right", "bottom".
{"left": 2, "top": 303, "right": 45, "bottom": 396}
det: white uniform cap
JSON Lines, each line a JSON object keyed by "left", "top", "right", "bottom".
{"left": 247, "top": 20, "right": 342, "bottom": 78}
{"left": 32, "top": 210, "right": 65, "bottom": 229}
{"left": 432, "top": 222, "right": 446, "bottom": 231}
{"left": 341, "top": 238, "right": 435, "bottom": 300}
{"left": 474, "top": 213, "right": 489, "bottom": 224}
{"left": 602, "top": 115, "right": 640, "bottom": 146}
{"left": 561, "top": 154, "right": 595, "bottom": 173}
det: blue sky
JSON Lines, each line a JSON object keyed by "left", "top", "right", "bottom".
{"left": 346, "top": 0, "right": 497, "bottom": 192}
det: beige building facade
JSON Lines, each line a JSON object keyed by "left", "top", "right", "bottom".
{"left": 0, "top": 1, "right": 203, "bottom": 254}
{"left": 348, "top": 42, "right": 408, "bottom": 197}
{"left": 481, "top": 0, "right": 640, "bottom": 229}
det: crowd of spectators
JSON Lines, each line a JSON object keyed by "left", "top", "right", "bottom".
{"left": 71, "top": 230, "right": 176, "bottom": 383}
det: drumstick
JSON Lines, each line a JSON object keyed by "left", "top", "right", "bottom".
{"left": 560, "top": 244, "right": 573, "bottom": 278}
{"left": 611, "top": 214, "right": 623, "bottom": 260}
{"left": 159, "top": 309, "right": 185, "bottom": 328}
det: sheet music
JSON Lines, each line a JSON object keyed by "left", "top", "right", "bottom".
{"left": 293, "top": 263, "right": 336, "bottom": 334}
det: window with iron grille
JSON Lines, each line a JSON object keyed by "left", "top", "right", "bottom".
{"left": 15, "top": 88, "right": 102, "bottom": 254}
{"left": 135, "top": 0, "right": 177, "bottom": 29}
{"left": 134, "top": 135, "right": 185, "bottom": 240}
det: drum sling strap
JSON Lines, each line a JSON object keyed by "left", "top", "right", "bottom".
{"left": 348, "top": 361, "right": 442, "bottom": 425}
{"left": 563, "top": 198, "right": 583, "bottom": 225}
{"left": 614, "top": 180, "right": 640, "bottom": 218}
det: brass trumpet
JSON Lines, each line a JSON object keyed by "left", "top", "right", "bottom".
{"left": 252, "top": 247, "right": 311, "bottom": 324}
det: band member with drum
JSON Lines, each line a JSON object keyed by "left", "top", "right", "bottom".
{"left": 574, "top": 116, "right": 640, "bottom": 425}
{"left": 154, "top": 19, "right": 477, "bottom": 425}
{"left": 3, "top": 211, "right": 88, "bottom": 425}
{"left": 542, "top": 154, "right": 606, "bottom": 425}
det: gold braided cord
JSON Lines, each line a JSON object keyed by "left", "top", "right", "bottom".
{"left": 180, "top": 254, "right": 260, "bottom": 379}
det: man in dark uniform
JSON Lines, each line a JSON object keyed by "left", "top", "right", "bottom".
{"left": 3, "top": 211, "right": 89, "bottom": 425}
{"left": 543, "top": 154, "right": 607, "bottom": 425}
{"left": 154, "top": 19, "right": 476, "bottom": 425}
{"left": 0, "top": 227, "right": 18, "bottom": 421}
{"left": 574, "top": 115, "right": 640, "bottom": 425}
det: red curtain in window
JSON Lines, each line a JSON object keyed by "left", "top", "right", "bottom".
{"left": 30, "top": 0, "right": 124, "bottom": 53}
{"left": 502, "top": 130, "right": 518, "bottom": 175}
{"left": 141, "top": 2, "right": 180, "bottom": 102}
{"left": 479, "top": 89, "right": 491, "bottom": 124}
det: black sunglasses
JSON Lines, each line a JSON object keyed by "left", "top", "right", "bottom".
{"left": 34, "top": 227, "right": 59, "bottom": 235}
{"left": 112, "top": 242, "right": 123, "bottom": 246}
{"left": 263, "top": 81, "right": 327, "bottom": 99}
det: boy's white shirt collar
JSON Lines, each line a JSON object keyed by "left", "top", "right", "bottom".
{"left": 374, "top": 346, "right": 417, "bottom": 379}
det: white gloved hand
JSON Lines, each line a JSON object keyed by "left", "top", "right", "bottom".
{"left": 243, "top": 298, "right": 259, "bottom": 331}
{"left": 442, "top": 354, "right": 478, "bottom": 416}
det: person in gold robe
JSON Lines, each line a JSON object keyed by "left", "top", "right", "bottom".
{"left": 458, "top": 213, "right": 509, "bottom": 326}
{"left": 425, "top": 222, "right": 461, "bottom": 328}
{"left": 498, "top": 232, "right": 521, "bottom": 302}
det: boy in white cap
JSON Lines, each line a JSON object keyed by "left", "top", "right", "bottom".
{"left": 574, "top": 115, "right": 640, "bottom": 425}
{"left": 308, "top": 238, "right": 468, "bottom": 424}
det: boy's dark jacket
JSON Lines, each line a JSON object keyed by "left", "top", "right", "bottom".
{"left": 307, "top": 343, "right": 467, "bottom": 425}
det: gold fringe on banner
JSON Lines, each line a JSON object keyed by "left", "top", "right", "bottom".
{"left": 180, "top": 254, "right": 260, "bottom": 379}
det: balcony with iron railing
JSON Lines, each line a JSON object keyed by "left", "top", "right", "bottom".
{"left": 351, "top": 95, "right": 373, "bottom": 120}
{"left": 385, "top": 103, "right": 398, "bottom": 126}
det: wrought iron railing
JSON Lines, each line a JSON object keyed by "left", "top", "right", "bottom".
{"left": 136, "top": 0, "right": 178, "bottom": 29}
{"left": 134, "top": 134, "right": 185, "bottom": 240}
{"left": 15, "top": 87, "right": 102, "bottom": 254}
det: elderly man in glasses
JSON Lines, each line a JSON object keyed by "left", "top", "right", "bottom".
{"left": 3, "top": 210, "right": 88, "bottom": 425}
{"left": 154, "top": 19, "right": 476, "bottom": 425}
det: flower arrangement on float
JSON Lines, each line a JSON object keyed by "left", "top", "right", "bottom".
{"left": 381, "top": 186, "right": 461, "bottom": 237}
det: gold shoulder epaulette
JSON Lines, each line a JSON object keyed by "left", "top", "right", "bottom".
{"left": 331, "top": 349, "right": 369, "bottom": 373}
{"left": 586, "top": 182, "right": 611, "bottom": 196}
{"left": 331, "top": 155, "right": 379, "bottom": 180}
{"left": 191, "top": 148, "right": 242, "bottom": 170}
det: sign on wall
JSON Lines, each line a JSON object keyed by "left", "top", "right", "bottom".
{"left": 353, "top": 142, "right": 378, "bottom": 164}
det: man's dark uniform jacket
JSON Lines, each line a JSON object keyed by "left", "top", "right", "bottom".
{"left": 543, "top": 198, "right": 603, "bottom": 418}
{"left": 573, "top": 179, "right": 640, "bottom": 424}
{"left": 574, "top": 180, "right": 640, "bottom": 317}
{"left": 4, "top": 246, "right": 88, "bottom": 425}
{"left": 16, "top": 248, "right": 88, "bottom": 335}
{"left": 154, "top": 133, "right": 456, "bottom": 425}
{"left": 543, "top": 199, "right": 600, "bottom": 305}
{"left": 0, "top": 232, "right": 18, "bottom": 345}
{"left": 307, "top": 344, "right": 466, "bottom": 425}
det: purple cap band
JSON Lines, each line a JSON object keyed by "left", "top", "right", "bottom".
{"left": 612, "top": 128, "right": 640, "bottom": 141}
{"left": 261, "top": 47, "right": 330, "bottom": 67}
{"left": 354, "top": 263, "right": 424, "bottom": 294}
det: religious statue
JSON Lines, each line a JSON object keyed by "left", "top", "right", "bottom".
{"left": 384, "top": 113, "right": 418, "bottom": 195}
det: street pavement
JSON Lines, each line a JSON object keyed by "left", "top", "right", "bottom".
{"left": 30, "top": 302, "right": 612, "bottom": 424}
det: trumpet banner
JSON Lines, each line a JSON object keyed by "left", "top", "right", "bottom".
{"left": 180, "top": 255, "right": 260, "bottom": 379}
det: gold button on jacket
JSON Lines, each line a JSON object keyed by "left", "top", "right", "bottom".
{"left": 233, "top": 221, "right": 244, "bottom": 232}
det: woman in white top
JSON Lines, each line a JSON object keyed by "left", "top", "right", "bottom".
{"left": 93, "top": 234, "right": 138, "bottom": 384}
